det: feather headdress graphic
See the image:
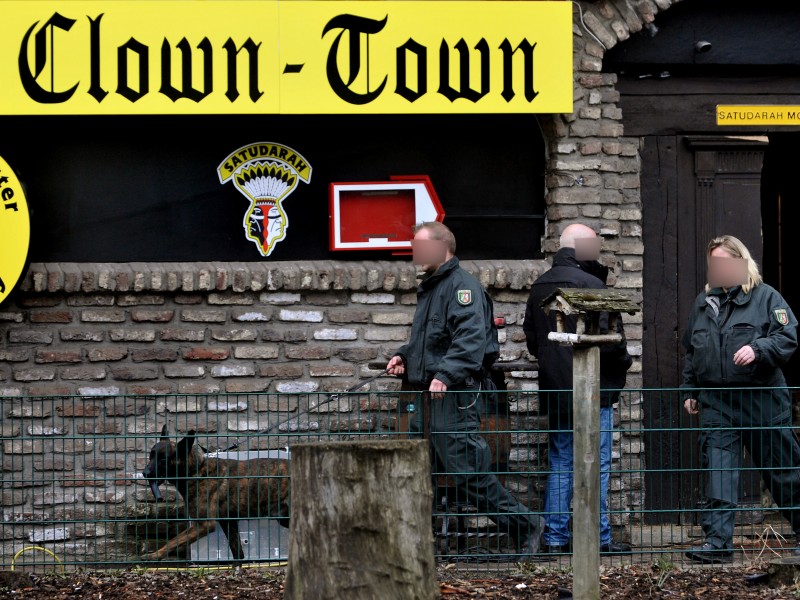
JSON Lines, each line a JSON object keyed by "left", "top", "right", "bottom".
{"left": 217, "top": 143, "right": 312, "bottom": 257}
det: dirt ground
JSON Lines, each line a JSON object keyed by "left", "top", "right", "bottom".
{"left": 0, "top": 562, "right": 798, "bottom": 599}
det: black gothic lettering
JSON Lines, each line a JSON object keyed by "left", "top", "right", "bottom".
{"left": 438, "top": 38, "right": 489, "bottom": 103}
{"left": 117, "top": 38, "right": 149, "bottom": 102}
{"left": 223, "top": 38, "right": 263, "bottom": 103}
{"left": 88, "top": 14, "right": 109, "bottom": 102}
{"left": 160, "top": 37, "right": 213, "bottom": 102}
{"left": 322, "top": 14, "right": 387, "bottom": 105}
{"left": 395, "top": 38, "right": 426, "bottom": 102}
{"left": 18, "top": 13, "right": 79, "bottom": 103}
{"left": 499, "top": 39, "right": 537, "bottom": 102}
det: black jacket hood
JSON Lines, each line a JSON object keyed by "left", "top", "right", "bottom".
{"left": 552, "top": 248, "right": 609, "bottom": 285}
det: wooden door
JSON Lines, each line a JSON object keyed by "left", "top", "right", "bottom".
{"left": 643, "top": 135, "right": 766, "bottom": 523}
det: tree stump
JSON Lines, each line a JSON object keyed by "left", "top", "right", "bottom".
{"left": 768, "top": 556, "right": 800, "bottom": 586}
{"left": 283, "top": 440, "right": 437, "bottom": 600}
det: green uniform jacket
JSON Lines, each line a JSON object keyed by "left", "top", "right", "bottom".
{"left": 395, "top": 257, "right": 498, "bottom": 389}
{"left": 681, "top": 283, "right": 798, "bottom": 393}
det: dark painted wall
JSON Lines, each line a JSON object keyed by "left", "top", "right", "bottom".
{"left": 0, "top": 114, "right": 545, "bottom": 262}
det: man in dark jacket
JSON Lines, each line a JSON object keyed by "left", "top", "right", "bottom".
{"left": 387, "top": 221, "right": 544, "bottom": 559}
{"left": 523, "top": 223, "right": 633, "bottom": 555}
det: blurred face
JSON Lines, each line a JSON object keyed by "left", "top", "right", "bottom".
{"left": 574, "top": 236, "right": 601, "bottom": 261}
{"left": 411, "top": 228, "right": 448, "bottom": 273}
{"left": 707, "top": 247, "right": 747, "bottom": 289}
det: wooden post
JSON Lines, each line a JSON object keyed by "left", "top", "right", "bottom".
{"left": 283, "top": 440, "right": 437, "bottom": 600}
{"left": 543, "top": 287, "right": 639, "bottom": 600}
{"left": 572, "top": 345, "right": 601, "bottom": 600}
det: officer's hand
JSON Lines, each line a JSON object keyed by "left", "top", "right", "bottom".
{"left": 684, "top": 398, "right": 699, "bottom": 415}
{"left": 387, "top": 355, "right": 405, "bottom": 376}
{"left": 733, "top": 344, "right": 756, "bottom": 366}
{"left": 429, "top": 378, "right": 448, "bottom": 399}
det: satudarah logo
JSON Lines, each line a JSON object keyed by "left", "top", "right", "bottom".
{"left": 217, "top": 143, "right": 312, "bottom": 257}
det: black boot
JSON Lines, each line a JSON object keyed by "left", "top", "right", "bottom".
{"left": 685, "top": 542, "right": 732, "bottom": 563}
{"left": 600, "top": 541, "right": 632, "bottom": 554}
{"left": 517, "top": 516, "right": 547, "bottom": 560}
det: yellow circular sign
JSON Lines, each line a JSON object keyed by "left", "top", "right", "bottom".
{"left": 0, "top": 155, "right": 31, "bottom": 307}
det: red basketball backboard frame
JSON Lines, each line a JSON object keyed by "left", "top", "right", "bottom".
{"left": 328, "top": 175, "right": 445, "bottom": 252}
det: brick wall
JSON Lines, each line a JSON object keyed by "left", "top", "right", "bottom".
{"left": 1, "top": 261, "right": 554, "bottom": 397}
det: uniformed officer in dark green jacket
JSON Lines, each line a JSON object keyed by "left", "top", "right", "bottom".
{"left": 682, "top": 234, "right": 800, "bottom": 563}
{"left": 387, "top": 221, "right": 544, "bottom": 559}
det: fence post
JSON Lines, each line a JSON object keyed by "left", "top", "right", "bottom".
{"left": 572, "top": 345, "right": 601, "bottom": 600}
{"left": 541, "top": 287, "right": 641, "bottom": 600}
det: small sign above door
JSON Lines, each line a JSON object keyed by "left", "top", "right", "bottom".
{"left": 717, "top": 105, "right": 800, "bottom": 126}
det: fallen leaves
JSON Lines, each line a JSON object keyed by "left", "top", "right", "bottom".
{"left": 0, "top": 563, "right": 798, "bottom": 599}
{"left": 440, "top": 583, "right": 472, "bottom": 594}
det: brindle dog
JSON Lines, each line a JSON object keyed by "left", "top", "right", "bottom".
{"left": 141, "top": 425, "right": 290, "bottom": 560}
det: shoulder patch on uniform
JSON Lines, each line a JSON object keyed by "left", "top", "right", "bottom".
{"left": 774, "top": 308, "right": 789, "bottom": 326}
{"left": 456, "top": 289, "right": 473, "bottom": 306}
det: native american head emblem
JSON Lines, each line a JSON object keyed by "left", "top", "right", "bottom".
{"left": 217, "top": 143, "right": 312, "bottom": 257}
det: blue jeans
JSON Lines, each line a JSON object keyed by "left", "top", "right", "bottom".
{"left": 544, "top": 406, "right": 613, "bottom": 546}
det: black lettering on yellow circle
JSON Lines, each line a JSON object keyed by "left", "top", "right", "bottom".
{"left": 0, "top": 155, "right": 31, "bottom": 306}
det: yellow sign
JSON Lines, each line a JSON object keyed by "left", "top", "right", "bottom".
{"left": 0, "top": 1, "right": 572, "bottom": 115}
{"left": 0, "top": 156, "right": 31, "bottom": 306}
{"left": 717, "top": 105, "right": 800, "bottom": 126}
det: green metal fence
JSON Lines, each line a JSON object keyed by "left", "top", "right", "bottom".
{"left": 1, "top": 387, "right": 798, "bottom": 571}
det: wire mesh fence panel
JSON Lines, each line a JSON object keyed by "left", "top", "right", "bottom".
{"left": 625, "top": 386, "right": 800, "bottom": 567}
{"left": 1, "top": 387, "right": 799, "bottom": 572}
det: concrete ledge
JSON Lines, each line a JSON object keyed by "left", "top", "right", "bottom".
{"left": 21, "top": 260, "right": 551, "bottom": 294}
